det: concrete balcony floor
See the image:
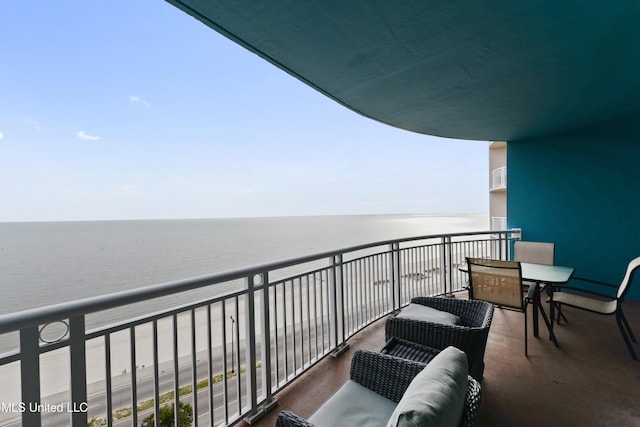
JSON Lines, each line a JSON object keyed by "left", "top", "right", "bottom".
{"left": 242, "top": 298, "right": 640, "bottom": 427}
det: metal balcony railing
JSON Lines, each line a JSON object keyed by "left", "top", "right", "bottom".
{"left": 491, "top": 166, "right": 507, "bottom": 189}
{"left": 491, "top": 216, "right": 507, "bottom": 231}
{"left": 0, "top": 229, "right": 519, "bottom": 427}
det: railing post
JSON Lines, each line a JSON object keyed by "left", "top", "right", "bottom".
{"left": 171, "top": 315, "right": 178, "bottom": 427}
{"left": 439, "top": 237, "right": 451, "bottom": 295}
{"left": 390, "top": 243, "right": 401, "bottom": 310}
{"left": 447, "top": 236, "right": 454, "bottom": 294}
{"left": 330, "top": 254, "right": 349, "bottom": 357}
{"left": 20, "top": 326, "right": 41, "bottom": 427}
{"left": 190, "top": 310, "right": 198, "bottom": 427}
{"left": 260, "top": 272, "right": 278, "bottom": 413}
{"left": 510, "top": 228, "right": 522, "bottom": 260}
{"left": 243, "top": 274, "right": 260, "bottom": 424}
{"left": 245, "top": 272, "right": 278, "bottom": 425}
{"left": 329, "top": 255, "right": 337, "bottom": 350}
{"left": 69, "top": 316, "right": 88, "bottom": 426}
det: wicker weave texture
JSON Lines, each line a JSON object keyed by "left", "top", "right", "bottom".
{"left": 381, "top": 337, "right": 440, "bottom": 364}
{"left": 276, "top": 410, "right": 315, "bottom": 427}
{"left": 462, "top": 376, "right": 483, "bottom": 427}
{"left": 275, "top": 349, "right": 482, "bottom": 427}
{"left": 385, "top": 296, "right": 494, "bottom": 380}
{"left": 350, "top": 349, "right": 426, "bottom": 403}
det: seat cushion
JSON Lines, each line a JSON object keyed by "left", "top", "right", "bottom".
{"left": 309, "top": 379, "right": 398, "bottom": 427}
{"left": 396, "top": 303, "right": 461, "bottom": 326}
{"left": 553, "top": 291, "right": 617, "bottom": 314}
{"left": 386, "top": 346, "right": 468, "bottom": 427}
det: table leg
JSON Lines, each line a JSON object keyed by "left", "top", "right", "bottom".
{"left": 533, "top": 284, "right": 540, "bottom": 337}
{"left": 541, "top": 284, "right": 559, "bottom": 347}
{"left": 550, "top": 292, "right": 554, "bottom": 326}
{"left": 539, "top": 303, "right": 559, "bottom": 347}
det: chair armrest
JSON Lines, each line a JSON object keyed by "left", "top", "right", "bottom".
{"left": 571, "top": 277, "right": 618, "bottom": 289}
{"left": 275, "top": 410, "right": 315, "bottom": 427}
{"left": 550, "top": 276, "right": 618, "bottom": 298}
{"left": 350, "top": 350, "right": 426, "bottom": 403}
{"left": 410, "top": 296, "right": 494, "bottom": 329}
{"left": 525, "top": 282, "right": 538, "bottom": 301}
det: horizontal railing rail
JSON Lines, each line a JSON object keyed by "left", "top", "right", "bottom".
{"left": 0, "top": 229, "right": 519, "bottom": 427}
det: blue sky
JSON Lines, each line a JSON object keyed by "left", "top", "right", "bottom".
{"left": 0, "top": 1, "right": 489, "bottom": 222}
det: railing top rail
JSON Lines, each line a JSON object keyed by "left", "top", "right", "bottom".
{"left": 0, "top": 228, "right": 517, "bottom": 334}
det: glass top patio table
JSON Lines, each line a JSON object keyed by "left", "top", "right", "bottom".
{"left": 459, "top": 261, "right": 575, "bottom": 348}
{"left": 459, "top": 261, "right": 574, "bottom": 284}
{"left": 518, "top": 262, "right": 574, "bottom": 284}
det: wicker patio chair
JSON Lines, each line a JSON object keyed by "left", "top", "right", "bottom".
{"left": 275, "top": 349, "right": 482, "bottom": 427}
{"left": 385, "top": 296, "right": 494, "bottom": 380}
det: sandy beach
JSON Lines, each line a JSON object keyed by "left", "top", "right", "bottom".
{"left": 0, "top": 299, "right": 250, "bottom": 407}
{"left": 0, "top": 277, "right": 331, "bottom": 423}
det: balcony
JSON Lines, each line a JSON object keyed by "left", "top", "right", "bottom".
{"left": 491, "top": 167, "right": 507, "bottom": 191}
{"left": 244, "top": 297, "right": 640, "bottom": 427}
{"left": 0, "top": 230, "right": 513, "bottom": 426}
{"left": 1, "top": 229, "right": 638, "bottom": 426}
{"left": 491, "top": 216, "right": 507, "bottom": 231}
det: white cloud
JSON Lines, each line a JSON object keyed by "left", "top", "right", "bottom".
{"left": 0, "top": 131, "right": 4, "bottom": 140}
{"left": 129, "top": 95, "right": 150, "bottom": 107}
{"left": 77, "top": 130, "right": 101, "bottom": 141}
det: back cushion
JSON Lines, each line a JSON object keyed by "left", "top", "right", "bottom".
{"left": 386, "top": 346, "right": 468, "bottom": 427}
{"left": 396, "top": 303, "right": 461, "bottom": 326}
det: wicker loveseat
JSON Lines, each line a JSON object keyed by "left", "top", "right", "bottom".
{"left": 276, "top": 347, "right": 482, "bottom": 427}
{"left": 385, "top": 297, "right": 494, "bottom": 380}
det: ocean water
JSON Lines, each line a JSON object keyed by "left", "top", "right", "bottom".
{"left": 0, "top": 214, "right": 490, "bottom": 402}
{"left": 0, "top": 215, "right": 488, "bottom": 317}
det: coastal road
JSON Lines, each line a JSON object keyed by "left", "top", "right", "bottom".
{"left": 0, "top": 357, "right": 248, "bottom": 427}
{"left": 0, "top": 331, "right": 318, "bottom": 427}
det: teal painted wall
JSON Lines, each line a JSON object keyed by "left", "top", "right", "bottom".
{"left": 508, "top": 117, "right": 640, "bottom": 299}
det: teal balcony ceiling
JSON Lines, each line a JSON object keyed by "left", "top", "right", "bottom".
{"left": 167, "top": 1, "right": 640, "bottom": 141}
